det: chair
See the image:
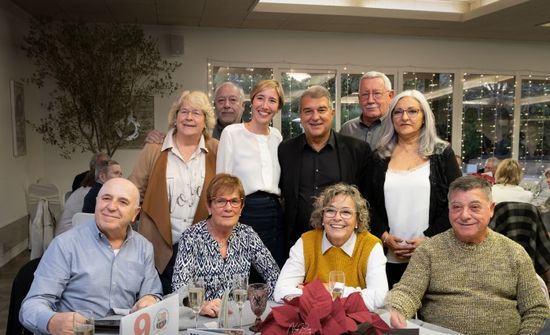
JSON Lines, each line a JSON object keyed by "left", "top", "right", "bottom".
{"left": 5, "top": 258, "right": 41, "bottom": 335}
{"left": 490, "top": 201, "right": 550, "bottom": 275}
{"left": 72, "top": 212, "right": 95, "bottom": 227}
{"left": 26, "top": 181, "right": 62, "bottom": 259}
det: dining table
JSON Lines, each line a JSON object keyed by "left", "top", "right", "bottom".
{"left": 97, "top": 299, "right": 461, "bottom": 334}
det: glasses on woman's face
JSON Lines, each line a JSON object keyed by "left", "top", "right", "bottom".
{"left": 323, "top": 206, "right": 355, "bottom": 220}
{"left": 178, "top": 108, "right": 204, "bottom": 119}
{"left": 211, "top": 197, "right": 243, "bottom": 208}
{"left": 392, "top": 107, "right": 421, "bottom": 119}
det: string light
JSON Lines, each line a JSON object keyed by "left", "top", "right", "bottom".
{"left": 206, "top": 63, "right": 548, "bottom": 177}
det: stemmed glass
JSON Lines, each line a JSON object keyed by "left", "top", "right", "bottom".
{"left": 188, "top": 277, "right": 205, "bottom": 329}
{"left": 247, "top": 283, "right": 269, "bottom": 332}
{"left": 231, "top": 274, "right": 249, "bottom": 328}
{"left": 328, "top": 271, "right": 345, "bottom": 299}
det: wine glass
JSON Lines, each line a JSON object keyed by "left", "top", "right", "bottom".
{"left": 231, "top": 274, "right": 248, "bottom": 328}
{"left": 328, "top": 271, "right": 345, "bottom": 299}
{"left": 247, "top": 283, "right": 269, "bottom": 332}
{"left": 188, "top": 277, "right": 205, "bottom": 329}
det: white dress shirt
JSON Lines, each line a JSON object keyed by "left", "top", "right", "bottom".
{"left": 273, "top": 231, "right": 388, "bottom": 311}
{"left": 216, "top": 123, "right": 282, "bottom": 196}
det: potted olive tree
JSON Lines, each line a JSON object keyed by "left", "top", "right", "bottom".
{"left": 23, "top": 18, "right": 181, "bottom": 158}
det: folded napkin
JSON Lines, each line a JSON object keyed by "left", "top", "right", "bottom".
{"left": 261, "top": 279, "right": 390, "bottom": 335}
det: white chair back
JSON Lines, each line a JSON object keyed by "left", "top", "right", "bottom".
{"left": 26, "top": 181, "right": 62, "bottom": 259}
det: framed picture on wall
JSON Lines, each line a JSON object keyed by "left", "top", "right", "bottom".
{"left": 10, "top": 80, "right": 26, "bottom": 157}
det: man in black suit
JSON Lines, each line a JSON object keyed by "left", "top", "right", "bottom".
{"left": 278, "top": 85, "right": 372, "bottom": 249}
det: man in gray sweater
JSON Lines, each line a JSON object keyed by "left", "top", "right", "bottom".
{"left": 388, "top": 176, "right": 550, "bottom": 335}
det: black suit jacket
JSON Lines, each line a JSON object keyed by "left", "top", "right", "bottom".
{"left": 278, "top": 131, "right": 372, "bottom": 249}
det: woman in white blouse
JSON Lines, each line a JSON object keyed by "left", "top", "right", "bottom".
{"left": 216, "top": 79, "right": 285, "bottom": 268}
{"left": 274, "top": 183, "right": 388, "bottom": 310}
{"left": 365, "top": 90, "right": 461, "bottom": 288}
{"left": 492, "top": 158, "right": 533, "bottom": 204}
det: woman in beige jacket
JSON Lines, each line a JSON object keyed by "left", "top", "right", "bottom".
{"left": 129, "top": 90, "right": 218, "bottom": 294}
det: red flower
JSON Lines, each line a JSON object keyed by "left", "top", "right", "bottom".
{"left": 262, "top": 279, "right": 390, "bottom": 335}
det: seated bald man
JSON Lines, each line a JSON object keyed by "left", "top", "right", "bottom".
{"left": 20, "top": 178, "right": 162, "bottom": 335}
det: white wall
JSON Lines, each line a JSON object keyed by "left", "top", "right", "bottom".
{"left": 3, "top": 12, "right": 550, "bottom": 226}
{"left": 0, "top": 0, "right": 43, "bottom": 229}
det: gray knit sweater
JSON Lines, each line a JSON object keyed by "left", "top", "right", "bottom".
{"left": 389, "top": 229, "right": 550, "bottom": 335}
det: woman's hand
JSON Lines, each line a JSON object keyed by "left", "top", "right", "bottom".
{"left": 398, "top": 237, "right": 426, "bottom": 258}
{"left": 200, "top": 299, "right": 222, "bottom": 317}
{"left": 383, "top": 232, "right": 415, "bottom": 259}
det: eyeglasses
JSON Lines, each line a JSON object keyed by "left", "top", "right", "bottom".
{"left": 323, "top": 207, "right": 356, "bottom": 220}
{"left": 392, "top": 108, "right": 422, "bottom": 119}
{"left": 178, "top": 109, "right": 203, "bottom": 119}
{"left": 360, "top": 91, "right": 388, "bottom": 100}
{"left": 211, "top": 197, "right": 243, "bottom": 208}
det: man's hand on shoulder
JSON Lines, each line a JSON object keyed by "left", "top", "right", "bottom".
{"left": 131, "top": 295, "right": 160, "bottom": 312}
{"left": 47, "top": 312, "right": 77, "bottom": 335}
{"left": 144, "top": 130, "right": 166, "bottom": 144}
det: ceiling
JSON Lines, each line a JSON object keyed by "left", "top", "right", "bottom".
{"left": 9, "top": 0, "right": 550, "bottom": 42}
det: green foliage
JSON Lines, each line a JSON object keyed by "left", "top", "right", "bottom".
{"left": 23, "top": 18, "right": 181, "bottom": 158}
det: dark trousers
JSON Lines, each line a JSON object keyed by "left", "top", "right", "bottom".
{"left": 240, "top": 191, "right": 285, "bottom": 283}
{"left": 386, "top": 262, "right": 409, "bottom": 289}
{"left": 159, "top": 243, "right": 179, "bottom": 295}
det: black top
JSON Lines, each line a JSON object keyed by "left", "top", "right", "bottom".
{"left": 365, "top": 145, "right": 462, "bottom": 239}
{"left": 278, "top": 131, "right": 372, "bottom": 249}
{"left": 296, "top": 133, "right": 339, "bottom": 242}
{"left": 82, "top": 182, "right": 103, "bottom": 213}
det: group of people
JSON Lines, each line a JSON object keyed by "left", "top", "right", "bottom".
{"left": 18, "top": 72, "right": 550, "bottom": 335}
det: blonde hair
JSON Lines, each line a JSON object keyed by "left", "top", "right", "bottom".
{"left": 309, "top": 183, "right": 370, "bottom": 232}
{"left": 167, "top": 90, "right": 215, "bottom": 138}
{"left": 495, "top": 158, "right": 523, "bottom": 185}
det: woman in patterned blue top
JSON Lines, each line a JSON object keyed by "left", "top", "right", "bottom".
{"left": 172, "top": 173, "right": 280, "bottom": 317}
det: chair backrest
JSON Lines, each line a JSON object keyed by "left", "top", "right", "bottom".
{"left": 490, "top": 201, "right": 550, "bottom": 274}
{"left": 6, "top": 257, "right": 41, "bottom": 335}
{"left": 72, "top": 212, "right": 95, "bottom": 227}
{"left": 26, "top": 181, "right": 62, "bottom": 259}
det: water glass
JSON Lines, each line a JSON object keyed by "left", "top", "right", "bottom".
{"left": 231, "top": 274, "right": 248, "bottom": 328}
{"left": 188, "top": 277, "right": 205, "bottom": 329}
{"left": 328, "top": 271, "right": 345, "bottom": 299}
{"left": 73, "top": 310, "right": 94, "bottom": 335}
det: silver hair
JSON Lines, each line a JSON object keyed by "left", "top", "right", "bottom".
{"left": 375, "top": 89, "right": 448, "bottom": 159}
{"left": 360, "top": 71, "right": 392, "bottom": 91}
{"left": 214, "top": 82, "right": 245, "bottom": 103}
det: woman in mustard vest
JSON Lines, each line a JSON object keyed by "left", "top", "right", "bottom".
{"left": 129, "top": 90, "right": 218, "bottom": 295}
{"left": 273, "top": 183, "right": 388, "bottom": 310}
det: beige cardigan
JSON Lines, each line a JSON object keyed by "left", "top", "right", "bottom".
{"left": 129, "top": 137, "right": 218, "bottom": 272}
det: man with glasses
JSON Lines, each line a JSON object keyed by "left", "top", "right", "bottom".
{"left": 278, "top": 86, "right": 371, "bottom": 250}
{"left": 340, "top": 71, "right": 394, "bottom": 147}
{"left": 387, "top": 176, "right": 549, "bottom": 334}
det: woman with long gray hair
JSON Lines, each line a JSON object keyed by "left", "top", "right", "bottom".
{"left": 365, "top": 90, "right": 461, "bottom": 288}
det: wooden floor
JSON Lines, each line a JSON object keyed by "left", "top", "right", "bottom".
{"left": 0, "top": 250, "right": 30, "bottom": 335}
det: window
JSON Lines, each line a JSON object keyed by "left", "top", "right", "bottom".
{"left": 520, "top": 78, "right": 550, "bottom": 177}
{"left": 280, "top": 71, "right": 336, "bottom": 139}
{"left": 403, "top": 72, "right": 453, "bottom": 142}
{"left": 209, "top": 65, "right": 273, "bottom": 122}
{"left": 461, "top": 74, "right": 515, "bottom": 169}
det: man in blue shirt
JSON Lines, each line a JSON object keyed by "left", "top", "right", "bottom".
{"left": 20, "top": 178, "right": 162, "bottom": 335}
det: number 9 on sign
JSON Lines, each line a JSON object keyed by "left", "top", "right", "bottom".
{"left": 133, "top": 313, "right": 151, "bottom": 335}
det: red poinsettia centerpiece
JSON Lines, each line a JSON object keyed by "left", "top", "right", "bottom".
{"left": 262, "top": 279, "right": 390, "bottom": 334}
